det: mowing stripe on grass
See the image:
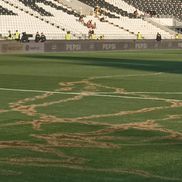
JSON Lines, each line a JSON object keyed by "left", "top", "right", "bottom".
{"left": 0, "top": 87, "right": 181, "bottom": 102}
{"left": 90, "top": 72, "right": 162, "bottom": 79}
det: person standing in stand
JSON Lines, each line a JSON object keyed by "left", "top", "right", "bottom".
{"left": 35, "top": 32, "right": 40, "bottom": 42}
{"left": 40, "top": 32, "right": 46, "bottom": 42}
{"left": 15, "top": 30, "right": 20, "bottom": 41}
{"left": 65, "top": 31, "right": 71, "bottom": 40}
{"left": 156, "top": 32, "right": 162, "bottom": 41}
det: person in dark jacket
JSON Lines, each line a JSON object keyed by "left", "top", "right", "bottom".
{"left": 156, "top": 32, "right": 162, "bottom": 41}
{"left": 40, "top": 32, "right": 46, "bottom": 42}
{"left": 35, "top": 32, "right": 40, "bottom": 42}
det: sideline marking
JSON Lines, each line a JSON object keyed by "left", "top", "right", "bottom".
{"left": 0, "top": 87, "right": 182, "bottom": 102}
{"left": 1, "top": 87, "right": 182, "bottom": 95}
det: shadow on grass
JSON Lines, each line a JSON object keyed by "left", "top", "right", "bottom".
{"left": 18, "top": 53, "right": 182, "bottom": 74}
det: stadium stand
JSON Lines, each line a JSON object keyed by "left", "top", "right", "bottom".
{"left": 18, "top": 0, "right": 53, "bottom": 16}
{"left": 0, "top": 5, "right": 17, "bottom": 15}
{"left": 77, "top": 0, "right": 175, "bottom": 39}
{"left": 122, "top": 0, "right": 182, "bottom": 21}
{"left": 0, "top": 0, "right": 66, "bottom": 39}
{"left": 77, "top": 0, "right": 134, "bottom": 18}
{"left": 0, "top": 0, "right": 180, "bottom": 40}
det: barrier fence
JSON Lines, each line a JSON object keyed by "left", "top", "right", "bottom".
{"left": 0, "top": 39, "right": 182, "bottom": 54}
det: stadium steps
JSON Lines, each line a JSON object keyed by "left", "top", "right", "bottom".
{"left": 77, "top": 0, "right": 175, "bottom": 39}
{"left": 56, "top": 0, "right": 92, "bottom": 16}
{"left": 0, "top": 5, "right": 17, "bottom": 15}
{"left": 105, "top": 0, "right": 176, "bottom": 37}
{"left": 122, "top": 0, "right": 182, "bottom": 21}
{"left": 18, "top": 0, "right": 53, "bottom": 16}
{"left": 77, "top": 0, "right": 135, "bottom": 18}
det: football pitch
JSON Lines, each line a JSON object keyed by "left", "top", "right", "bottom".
{"left": 0, "top": 50, "right": 182, "bottom": 182}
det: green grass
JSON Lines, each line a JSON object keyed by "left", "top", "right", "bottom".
{"left": 0, "top": 50, "right": 182, "bottom": 182}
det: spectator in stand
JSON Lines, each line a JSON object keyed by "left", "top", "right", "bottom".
{"left": 156, "top": 32, "right": 162, "bottom": 41}
{"left": 20, "top": 32, "right": 29, "bottom": 43}
{"left": 144, "top": 11, "right": 150, "bottom": 18}
{"left": 7, "top": 30, "right": 12, "bottom": 39}
{"left": 88, "top": 29, "right": 96, "bottom": 40}
{"left": 100, "top": 16, "right": 106, "bottom": 22}
{"left": 94, "top": 6, "right": 101, "bottom": 17}
{"left": 35, "top": 32, "right": 40, "bottom": 42}
{"left": 88, "top": 29, "right": 96, "bottom": 39}
{"left": 91, "top": 30, "right": 96, "bottom": 40}
{"left": 88, "top": 29, "right": 92, "bottom": 39}
{"left": 79, "top": 15, "right": 84, "bottom": 24}
{"left": 98, "top": 35, "right": 104, "bottom": 40}
{"left": 86, "top": 20, "right": 96, "bottom": 29}
{"left": 87, "top": 20, "right": 92, "bottom": 28}
{"left": 40, "top": 32, "right": 46, "bottom": 42}
{"left": 92, "top": 22, "right": 96, "bottom": 29}
{"left": 134, "top": 9, "right": 139, "bottom": 18}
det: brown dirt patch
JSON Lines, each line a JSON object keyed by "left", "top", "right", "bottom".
{"left": 2, "top": 73, "right": 182, "bottom": 176}
{"left": 0, "top": 109, "right": 8, "bottom": 113}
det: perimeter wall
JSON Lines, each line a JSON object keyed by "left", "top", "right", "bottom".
{"left": 0, "top": 40, "right": 182, "bottom": 54}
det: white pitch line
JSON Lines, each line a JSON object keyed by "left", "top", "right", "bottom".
{"left": 0, "top": 87, "right": 75, "bottom": 95}
{"left": 90, "top": 91, "right": 182, "bottom": 95}
{"left": 93, "top": 94, "right": 180, "bottom": 102}
{"left": 0, "top": 87, "right": 182, "bottom": 102}
{"left": 119, "top": 92, "right": 182, "bottom": 95}
{"left": 1, "top": 87, "right": 182, "bottom": 95}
